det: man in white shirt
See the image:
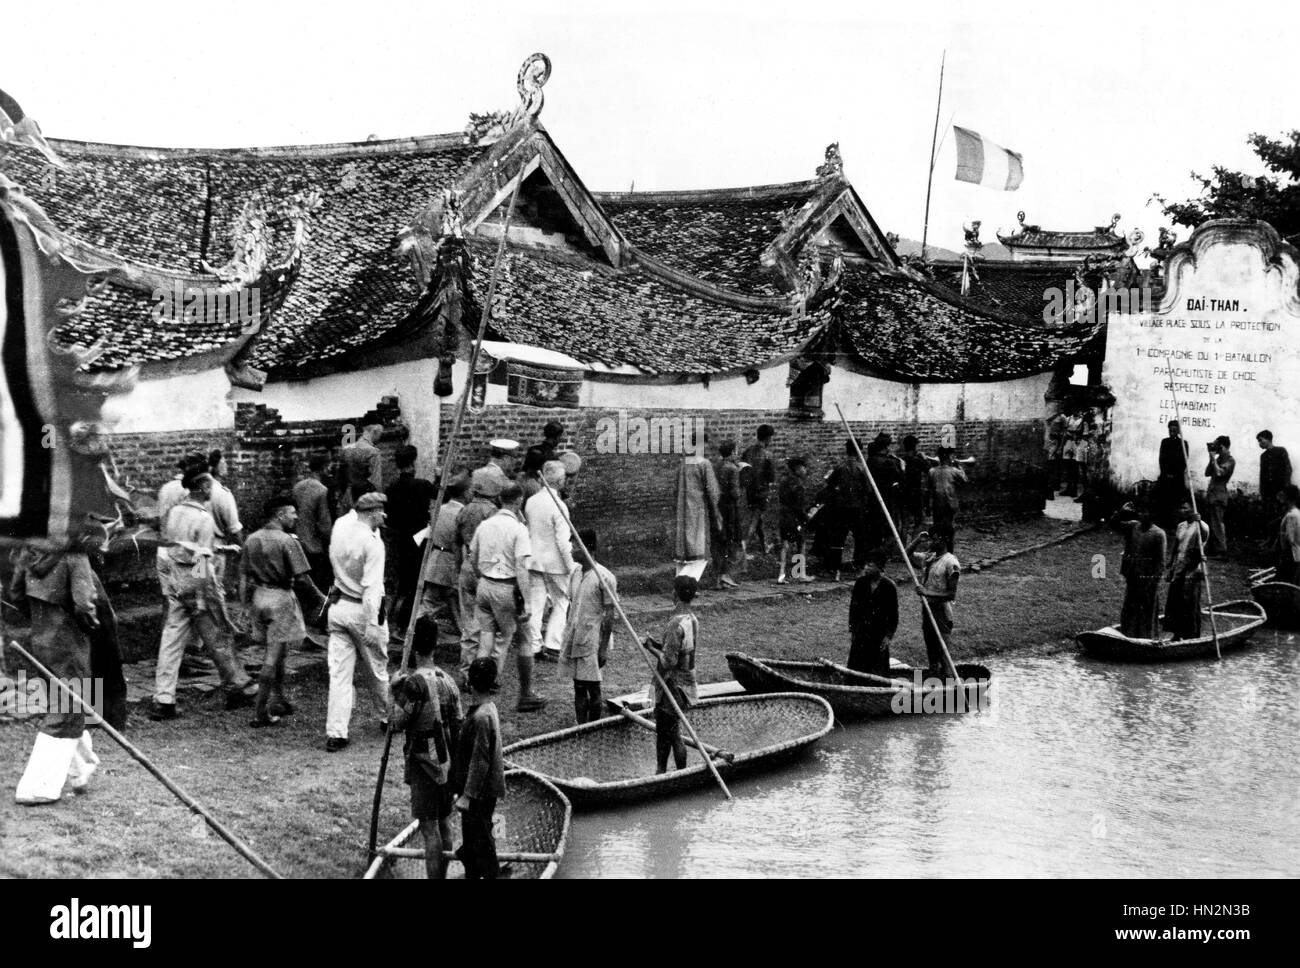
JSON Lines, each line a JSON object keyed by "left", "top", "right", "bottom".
{"left": 325, "top": 491, "right": 391, "bottom": 750}
{"left": 1277, "top": 485, "right": 1300, "bottom": 585}
{"left": 467, "top": 483, "right": 544, "bottom": 711}
{"left": 525, "top": 461, "right": 576, "bottom": 662}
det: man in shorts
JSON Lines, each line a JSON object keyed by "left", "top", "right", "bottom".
{"left": 242, "top": 494, "right": 326, "bottom": 727}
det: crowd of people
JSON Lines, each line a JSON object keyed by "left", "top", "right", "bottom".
{"left": 1108, "top": 421, "right": 1297, "bottom": 642}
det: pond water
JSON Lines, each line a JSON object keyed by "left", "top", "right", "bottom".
{"left": 557, "top": 633, "right": 1300, "bottom": 878}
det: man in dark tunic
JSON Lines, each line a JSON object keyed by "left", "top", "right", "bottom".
{"left": 822, "top": 440, "right": 871, "bottom": 581}
{"left": 385, "top": 444, "right": 438, "bottom": 639}
{"left": 1155, "top": 420, "right": 1190, "bottom": 531}
{"left": 391, "top": 629, "right": 462, "bottom": 880}
{"left": 1165, "top": 501, "right": 1210, "bottom": 641}
{"left": 776, "top": 457, "right": 814, "bottom": 584}
{"left": 741, "top": 424, "right": 776, "bottom": 554}
{"left": 1257, "top": 430, "right": 1292, "bottom": 524}
{"left": 866, "top": 434, "right": 903, "bottom": 552}
{"left": 643, "top": 576, "right": 701, "bottom": 774}
{"left": 848, "top": 548, "right": 899, "bottom": 676}
{"left": 712, "top": 440, "right": 745, "bottom": 588}
{"left": 1111, "top": 501, "right": 1167, "bottom": 639}
{"left": 452, "top": 658, "right": 506, "bottom": 880}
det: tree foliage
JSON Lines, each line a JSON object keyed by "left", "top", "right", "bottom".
{"left": 1157, "top": 131, "right": 1300, "bottom": 244}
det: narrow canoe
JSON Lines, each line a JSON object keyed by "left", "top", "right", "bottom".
{"left": 503, "top": 693, "right": 834, "bottom": 808}
{"left": 363, "top": 770, "right": 571, "bottom": 879}
{"left": 725, "top": 652, "right": 992, "bottom": 720}
{"left": 1076, "top": 599, "right": 1266, "bottom": 662}
{"left": 1250, "top": 581, "right": 1300, "bottom": 629}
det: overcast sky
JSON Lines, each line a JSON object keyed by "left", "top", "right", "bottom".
{"left": 6, "top": 0, "right": 1295, "bottom": 251}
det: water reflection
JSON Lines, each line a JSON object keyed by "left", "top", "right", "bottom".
{"left": 558, "top": 631, "right": 1300, "bottom": 877}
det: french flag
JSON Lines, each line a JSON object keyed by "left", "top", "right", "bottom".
{"left": 953, "top": 126, "right": 1023, "bottom": 191}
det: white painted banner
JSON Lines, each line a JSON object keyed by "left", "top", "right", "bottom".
{"left": 1103, "top": 220, "right": 1300, "bottom": 496}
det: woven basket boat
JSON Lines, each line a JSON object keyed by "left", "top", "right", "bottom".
{"left": 1076, "top": 599, "right": 1266, "bottom": 662}
{"left": 1250, "top": 581, "right": 1300, "bottom": 629}
{"left": 363, "top": 770, "right": 571, "bottom": 880}
{"left": 725, "top": 652, "right": 991, "bottom": 720}
{"left": 503, "top": 693, "right": 834, "bottom": 809}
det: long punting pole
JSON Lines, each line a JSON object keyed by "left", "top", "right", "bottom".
{"left": 834, "top": 405, "right": 962, "bottom": 681}
{"left": 536, "top": 477, "right": 733, "bottom": 801}
{"left": 368, "top": 175, "right": 526, "bottom": 858}
{"left": 5, "top": 639, "right": 283, "bottom": 879}
{"left": 920, "top": 51, "right": 946, "bottom": 263}
{"left": 1163, "top": 360, "right": 1223, "bottom": 659}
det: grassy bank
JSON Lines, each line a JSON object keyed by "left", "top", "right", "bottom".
{"left": 0, "top": 524, "right": 1263, "bottom": 878}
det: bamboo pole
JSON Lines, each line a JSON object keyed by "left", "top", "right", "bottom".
{"left": 1163, "top": 359, "right": 1222, "bottom": 659}
{"left": 608, "top": 700, "right": 735, "bottom": 762}
{"left": 4, "top": 639, "right": 283, "bottom": 879}
{"left": 919, "top": 50, "right": 946, "bottom": 263}
{"left": 834, "top": 405, "right": 961, "bottom": 681}
{"left": 369, "top": 174, "right": 526, "bottom": 858}
{"left": 535, "top": 477, "right": 733, "bottom": 800}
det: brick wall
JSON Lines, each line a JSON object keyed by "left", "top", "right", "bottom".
{"left": 440, "top": 404, "right": 1047, "bottom": 562}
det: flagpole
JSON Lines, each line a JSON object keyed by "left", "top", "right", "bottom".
{"left": 920, "top": 51, "right": 946, "bottom": 263}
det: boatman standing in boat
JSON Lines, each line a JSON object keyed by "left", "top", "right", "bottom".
{"left": 1111, "top": 500, "right": 1167, "bottom": 639}
{"left": 1164, "top": 501, "right": 1210, "bottom": 641}
{"left": 906, "top": 527, "right": 961, "bottom": 674}
{"left": 848, "top": 548, "right": 899, "bottom": 677}
{"left": 643, "top": 575, "right": 701, "bottom": 774}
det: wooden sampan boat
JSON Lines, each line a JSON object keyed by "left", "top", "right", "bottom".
{"left": 363, "top": 770, "right": 571, "bottom": 879}
{"left": 725, "top": 652, "right": 992, "bottom": 721}
{"left": 1076, "top": 599, "right": 1266, "bottom": 662}
{"left": 503, "top": 693, "right": 834, "bottom": 809}
{"left": 1250, "top": 581, "right": 1300, "bottom": 629}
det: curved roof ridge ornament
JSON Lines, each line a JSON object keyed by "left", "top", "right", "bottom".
{"left": 514, "top": 53, "right": 552, "bottom": 121}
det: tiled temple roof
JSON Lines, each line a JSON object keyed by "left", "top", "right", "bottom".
{"left": 596, "top": 182, "right": 822, "bottom": 297}
{"left": 1, "top": 134, "right": 491, "bottom": 374}
{"left": 469, "top": 240, "right": 829, "bottom": 374}
{"left": 997, "top": 216, "right": 1127, "bottom": 254}
{"left": 926, "top": 260, "right": 1072, "bottom": 323}
{"left": 835, "top": 263, "right": 1103, "bottom": 381}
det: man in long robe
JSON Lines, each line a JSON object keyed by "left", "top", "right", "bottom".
{"left": 848, "top": 549, "right": 899, "bottom": 676}
{"left": 1112, "top": 501, "right": 1167, "bottom": 639}
{"left": 674, "top": 448, "right": 721, "bottom": 581}
{"left": 712, "top": 440, "right": 744, "bottom": 588}
{"left": 1165, "top": 501, "right": 1210, "bottom": 641}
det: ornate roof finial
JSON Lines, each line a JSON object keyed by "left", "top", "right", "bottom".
{"left": 816, "top": 143, "right": 843, "bottom": 179}
{"left": 1110, "top": 213, "right": 1121, "bottom": 231}
{"left": 963, "top": 220, "right": 982, "bottom": 252}
{"left": 1016, "top": 210, "right": 1026, "bottom": 226}
{"left": 515, "top": 53, "right": 552, "bottom": 120}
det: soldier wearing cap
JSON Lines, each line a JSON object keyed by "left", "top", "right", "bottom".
{"left": 477, "top": 439, "right": 519, "bottom": 493}
{"left": 324, "top": 491, "right": 391, "bottom": 751}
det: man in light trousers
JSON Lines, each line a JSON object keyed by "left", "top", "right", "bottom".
{"left": 467, "top": 483, "right": 546, "bottom": 712}
{"left": 325, "top": 491, "right": 391, "bottom": 751}
{"left": 525, "top": 461, "right": 576, "bottom": 662}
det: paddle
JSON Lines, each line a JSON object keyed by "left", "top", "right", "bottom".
{"left": 814, "top": 657, "right": 909, "bottom": 686}
{"left": 606, "top": 699, "right": 737, "bottom": 763}
{"left": 369, "top": 174, "right": 526, "bottom": 860}
{"left": 834, "top": 406, "right": 963, "bottom": 681}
